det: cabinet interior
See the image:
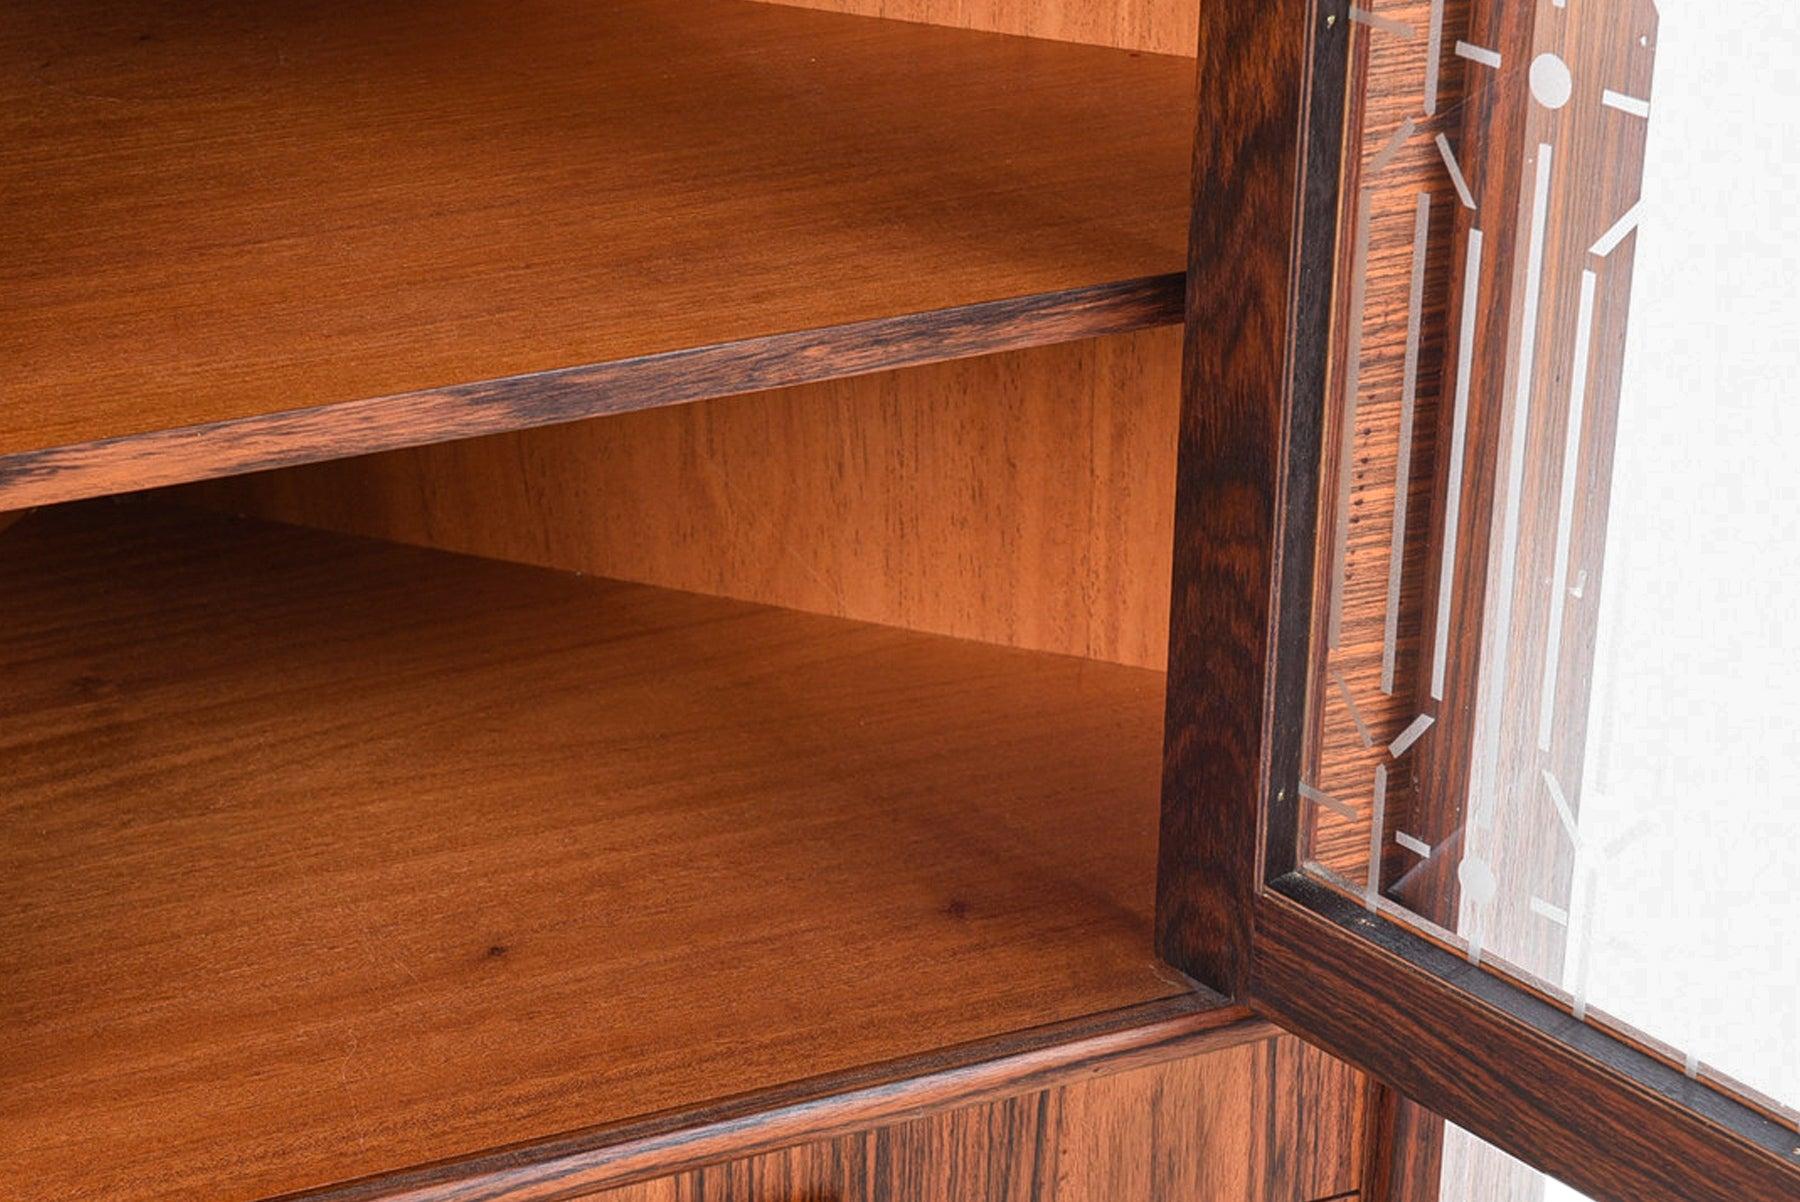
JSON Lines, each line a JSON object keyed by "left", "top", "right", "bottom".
{"left": 0, "top": 2, "right": 1213, "bottom": 1200}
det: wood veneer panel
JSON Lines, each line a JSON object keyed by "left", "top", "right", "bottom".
{"left": 0, "top": 0, "right": 1192, "bottom": 507}
{"left": 0, "top": 501, "right": 1182, "bottom": 1202}
{"left": 290, "top": 999, "right": 1269, "bottom": 1202}
{"left": 596, "top": 1031, "right": 1364, "bottom": 1202}
{"left": 754, "top": 0, "right": 1199, "bottom": 56}
{"left": 182, "top": 329, "right": 1181, "bottom": 669}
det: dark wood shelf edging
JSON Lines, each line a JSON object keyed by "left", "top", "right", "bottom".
{"left": 282, "top": 997, "right": 1261, "bottom": 1202}
{"left": 0, "top": 274, "right": 1182, "bottom": 512}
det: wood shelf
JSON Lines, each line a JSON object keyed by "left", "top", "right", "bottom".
{"left": 0, "top": 501, "right": 1185, "bottom": 1202}
{"left": 0, "top": 0, "right": 1193, "bottom": 510}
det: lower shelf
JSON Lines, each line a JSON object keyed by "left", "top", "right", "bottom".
{"left": 0, "top": 501, "right": 1184, "bottom": 1202}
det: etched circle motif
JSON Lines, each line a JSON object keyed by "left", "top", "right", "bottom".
{"left": 1457, "top": 855, "right": 1499, "bottom": 906}
{"left": 1530, "top": 51, "right": 1574, "bottom": 109}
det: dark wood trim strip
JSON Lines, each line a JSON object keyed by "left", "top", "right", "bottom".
{"left": 0, "top": 274, "right": 1182, "bottom": 511}
{"left": 276, "top": 998, "right": 1269, "bottom": 1202}
{"left": 1252, "top": 876, "right": 1800, "bottom": 1202}
{"left": 1262, "top": 0, "right": 1352, "bottom": 889}
{"left": 1156, "top": 0, "right": 1349, "bottom": 994}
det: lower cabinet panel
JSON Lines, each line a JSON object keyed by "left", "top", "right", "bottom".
{"left": 599, "top": 1033, "right": 1362, "bottom": 1202}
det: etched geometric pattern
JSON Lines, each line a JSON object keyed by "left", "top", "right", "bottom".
{"left": 1302, "top": 0, "right": 1674, "bottom": 1056}
{"left": 1297, "top": 0, "right": 1800, "bottom": 1176}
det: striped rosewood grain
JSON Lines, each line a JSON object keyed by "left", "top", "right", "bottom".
{"left": 589, "top": 1029, "right": 1364, "bottom": 1202}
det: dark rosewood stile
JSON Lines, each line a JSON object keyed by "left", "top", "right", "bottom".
{"left": 1156, "top": 0, "right": 1350, "bottom": 996}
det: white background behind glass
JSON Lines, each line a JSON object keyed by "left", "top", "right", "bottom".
{"left": 1526, "top": 2, "right": 1798, "bottom": 1198}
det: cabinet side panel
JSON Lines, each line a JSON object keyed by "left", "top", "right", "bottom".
{"left": 179, "top": 330, "right": 1181, "bottom": 668}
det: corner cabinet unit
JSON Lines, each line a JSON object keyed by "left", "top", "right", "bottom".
{"left": 0, "top": 3, "right": 1369, "bottom": 1201}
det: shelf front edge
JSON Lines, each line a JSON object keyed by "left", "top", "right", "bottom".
{"left": 0, "top": 275, "right": 1182, "bottom": 511}
{"left": 276, "top": 996, "right": 1260, "bottom": 1202}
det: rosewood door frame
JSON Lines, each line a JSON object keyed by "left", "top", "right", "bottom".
{"left": 1155, "top": 1, "right": 1800, "bottom": 1200}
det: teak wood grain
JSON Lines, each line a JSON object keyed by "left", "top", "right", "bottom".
{"left": 183, "top": 329, "right": 1183, "bottom": 669}
{"left": 596, "top": 1031, "right": 1364, "bottom": 1202}
{"left": 1, "top": 501, "right": 1183, "bottom": 1202}
{"left": 0, "top": 0, "right": 1192, "bottom": 507}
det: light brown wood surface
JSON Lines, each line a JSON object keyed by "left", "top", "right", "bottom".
{"left": 169, "top": 0, "right": 1197, "bottom": 669}
{"left": 0, "top": 500, "right": 1182, "bottom": 1202}
{"left": 599, "top": 1033, "right": 1364, "bottom": 1202}
{"left": 1, "top": 0, "right": 1192, "bottom": 461}
{"left": 755, "top": 0, "right": 1199, "bottom": 56}
{"left": 289, "top": 1000, "right": 1268, "bottom": 1202}
{"left": 184, "top": 329, "right": 1182, "bottom": 669}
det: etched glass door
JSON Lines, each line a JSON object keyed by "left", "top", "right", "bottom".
{"left": 1299, "top": 0, "right": 1798, "bottom": 1192}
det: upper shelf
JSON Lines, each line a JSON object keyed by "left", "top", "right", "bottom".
{"left": 0, "top": 0, "right": 1193, "bottom": 508}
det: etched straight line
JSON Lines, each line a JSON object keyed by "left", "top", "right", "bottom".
{"left": 1432, "top": 227, "right": 1483, "bottom": 700}
{"left": 1366, "top": 764, "right": 1390, "bottom": 910}
{"left": 1389, "top": 713, "right": 1435, "bottom": 758}
{"left": 1395, "top": 830, "right": 1432, "bottom": 858}
{"left": 1329, "top": 192, "right": 1375, "bottom": 649}
{"left": 1530, "top": 896, "right": 1570, "bottom": 925}
{"left": 1301, "top": 782, "right": 1358, "bottom": 821}
{"left": 1602, "top": 89, "right": 1652, "bottom": 118}
{"left": 1590, "top": 199, "right": 1642, "bottom": 257}
{"left": 1537, "top": 269, "right": 1598, "bottom": 750}
{"left": 1331, "top": 666, "right": 1376, "bottom": 748}
{"left": 1471, "top": 143, "right": 1553, "bottom": 828}
{"left": 1435, "top": 133, "right": 1476, "bottom": 209}
{"left": 1542, "top": 768, "right": 1581, "bottom": 844}
{"left": 1383, "top": 192, "right": 1431, "bottom": 694}
{"left": 1369, "top": 117, "right": 1416, "bottom": 176}
{"left": 1350, "top": 6, "right": 1416, "bottom": 37}
{"left": 1455, "top": 40, "right": 1502, "bottom": 68}
{"left": 1572, "top": 865, "right": 1599, "bottom": 1019}
{"left": 1466, "top": 906, "right": 1486, "bottom": 967}
{"left": 1424, "top": 0, "right": 1445, "bottom": 115}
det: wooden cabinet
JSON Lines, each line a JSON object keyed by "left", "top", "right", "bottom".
{"left": 0, "top": 2, "right": 1374, "bottom": 1200}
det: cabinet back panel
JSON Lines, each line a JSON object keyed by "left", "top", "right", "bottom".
{"left": 751, "top": 0, "right": 1199, "bottom": 56}
{"left": 179, "top": 329, "right": 1181, "bottom": 669}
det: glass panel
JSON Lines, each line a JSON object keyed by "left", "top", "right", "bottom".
{"left": 1302, "top": 0, "right": 1800, "bottom": 1118}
